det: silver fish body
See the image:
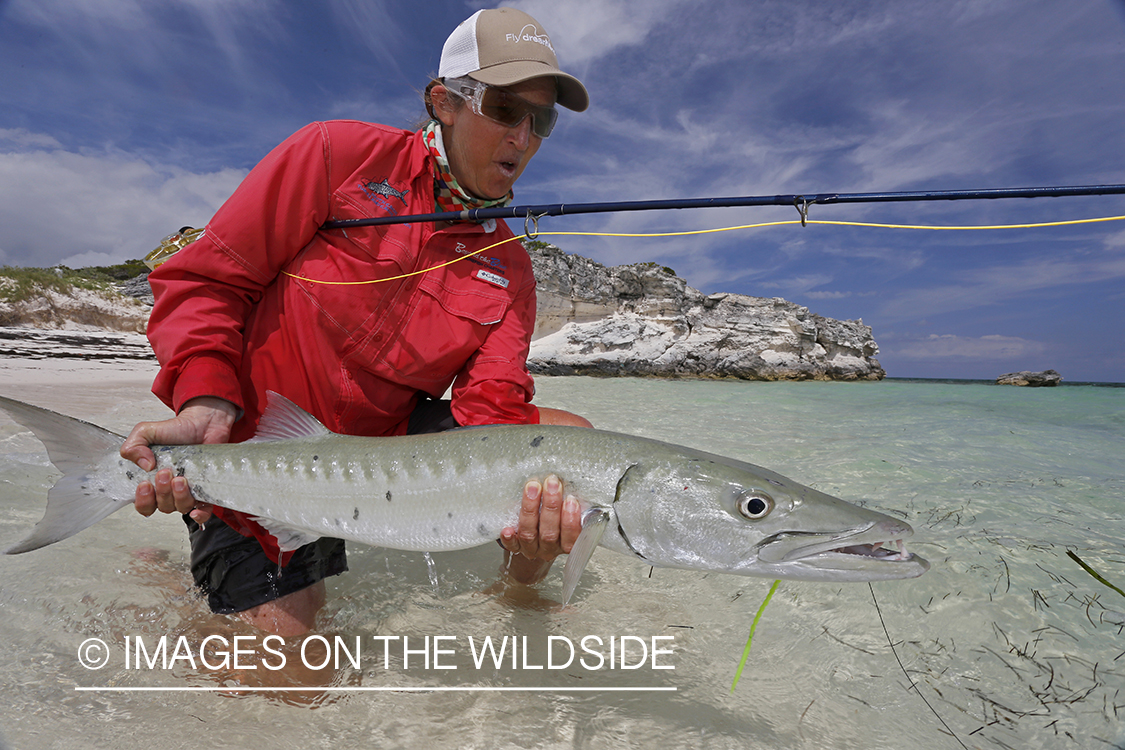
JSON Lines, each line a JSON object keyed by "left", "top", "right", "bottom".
{"left": 0, "top": 393, "right": 928, "bottom": 601}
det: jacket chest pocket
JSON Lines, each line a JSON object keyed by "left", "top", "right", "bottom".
{"left": 377, "top": 268, "right": 514, "bottom": 388}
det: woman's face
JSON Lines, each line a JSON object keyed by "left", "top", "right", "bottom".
{"left": 433, "top": 77, "right": 557, "bottom": 200}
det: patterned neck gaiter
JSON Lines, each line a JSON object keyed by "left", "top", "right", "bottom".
{"left": 423, "top": 120, "right": 513, "bottom": 217}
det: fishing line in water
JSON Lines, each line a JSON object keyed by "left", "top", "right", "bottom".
{"left": 869, "top": 583, "right": 971, "bottom": 750}
{"left": 284, "top": 213, "right": 1125, "bottom": 286}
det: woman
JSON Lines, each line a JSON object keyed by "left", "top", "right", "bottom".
{"left": 120, "top": 8, "right": 591, "bottom": 636}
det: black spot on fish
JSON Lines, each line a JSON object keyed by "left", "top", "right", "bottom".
{"left": 480, "top": 436, "right": 488, "bottom": 441}
{"left": 447, "top": 512, "right": 453, "bottom": 519}
{"left": 353, "top": 507, "right": 360, "bottom": 520}
{"left": 313, "top": 455, "right": 319, "bottom": 461}
{"left": 530, "top": 436, "right": 544, "bottom": 448}
{"left": 125, "top": 470, "right": 135, "bottom": 481}
{"left": 386, "top": 491, "right": 392, "bottom": 502}
{"left": 478, "top": 524, "right": 490, "bottom": 537}
{"left": 175, "top": 466, "right": 186, "bottom": 477}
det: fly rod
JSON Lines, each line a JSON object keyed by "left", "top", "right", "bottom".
{"left": 322, "top": 183, "right": 1125, "bottom": 230}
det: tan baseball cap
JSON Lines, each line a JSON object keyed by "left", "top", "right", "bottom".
{"left": 439, "top": 8, "right": 589, "bottom": 112}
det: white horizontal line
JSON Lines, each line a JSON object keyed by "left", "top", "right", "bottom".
{"left": 75, "top": 686, "right": 677, "bottom": 693}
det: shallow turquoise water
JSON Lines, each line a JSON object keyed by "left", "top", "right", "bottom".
{"left": 0, "top": 376, "right": 1122, "bottom": 749}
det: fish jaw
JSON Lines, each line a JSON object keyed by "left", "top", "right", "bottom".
{"left": 753, "top": 518, "right": 930, "bottom": 582}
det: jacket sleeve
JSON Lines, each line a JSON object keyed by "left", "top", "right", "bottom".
{"left": 449, "top": 262, "right": 541, "bottom": 426}
{"left": 148, "top": 123, "right": 333, "bottom": 413}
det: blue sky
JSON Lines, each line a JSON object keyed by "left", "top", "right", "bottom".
{"left": 1, "top": 0, "right": 1124, "bottom": 382}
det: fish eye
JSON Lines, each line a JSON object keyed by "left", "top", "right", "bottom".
{"left": 737, "top": 492, "right": 774, "bottom": 520}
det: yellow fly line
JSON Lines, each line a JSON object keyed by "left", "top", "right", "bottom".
{"left": 280, "top": 213, "right": 1125, "bottom": 287}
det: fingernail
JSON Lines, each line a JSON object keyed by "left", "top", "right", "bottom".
{"left": 525, "top": 480, "right": 541, "bottom": 500}
{"left": 173, "top": 477, "right": 187, "bottom": 493}
{"left": 545, "top": 475, "right": 561, "bottom": 493}
{"left": 564, "top": 496, "right": 579, "bottom": 513}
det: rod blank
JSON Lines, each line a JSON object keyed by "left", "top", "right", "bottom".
{"left": 321, "top": 184, "right": 1125, "bottom": 230}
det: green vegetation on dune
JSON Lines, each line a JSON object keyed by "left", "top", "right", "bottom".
{"left": 0, "top": 261, "right": 147, "bottom": 304}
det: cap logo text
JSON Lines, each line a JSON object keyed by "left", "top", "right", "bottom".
{"left": 506, "top": 25, "right": 554, "bottom": 53}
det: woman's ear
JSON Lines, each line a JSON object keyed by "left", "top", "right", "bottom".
{"left": 429, "top": 84, "right": 455, "bottom": 127}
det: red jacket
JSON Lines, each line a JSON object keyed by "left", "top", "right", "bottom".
{"left": 147, "top": 120, "right": 540, "bottom": 560}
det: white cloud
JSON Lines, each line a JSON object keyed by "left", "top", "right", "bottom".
{"left": 0, "top": 140, "right": 245, "bottom": 267}
{"left": 759, "top": 273, "right": 835, "bottom": 295}
{"left": 8, "top": 0, "right": 279, "bottom": 31}
{"left": 805, "top": 290, "right": 853, "bottom": 300}
{"left": 57, "top": 250, "right": 128, "bottom": 268}
{"left": 0, "top": 129, "right": 65, "bottom": 150}
{"left": 878, "top": 252, "right": 1125, "bottom": 321}
{"left": 6, "top": 0, "right": 287, "bottom": 93}
{"left": 1104, "top": 227, "right": 1125, "bottom": 249}
{"left": 326, "top": 0, "right": 403, "bottom": 68}
{"left": 500, "top": 0, "right": 689, "bottom": 67}
{"left": 894, "top": 333, "right": 1046, "bottom": 360}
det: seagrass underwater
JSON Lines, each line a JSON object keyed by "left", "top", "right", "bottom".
{"left": 1, "top": 371, "right": 1123, "bottom": 748}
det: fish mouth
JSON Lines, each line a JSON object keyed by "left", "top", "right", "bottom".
{"left": 756, "top": 519, "right": 929, "bottom": 579}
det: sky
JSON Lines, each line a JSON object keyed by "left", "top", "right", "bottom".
{"left": 1, "top": 0, "right": 1124, "bottom": 382}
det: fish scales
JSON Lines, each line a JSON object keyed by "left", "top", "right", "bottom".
{"left": 153, "top": 427, "right": 621, "bottom": 551}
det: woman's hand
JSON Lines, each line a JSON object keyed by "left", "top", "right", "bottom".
{"left": 119, "top": 397, "right": 239, "bottom": 523}
{"left": 499, "top": 475, "right": 583, "bottom": 585}
{"left": 498, "top": 407, "right": 593, "bottom": 585}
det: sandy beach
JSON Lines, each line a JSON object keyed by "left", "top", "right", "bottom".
{"left": 0, "top": 326, "right": 166, "bottom": 419}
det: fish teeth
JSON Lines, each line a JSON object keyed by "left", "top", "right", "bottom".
{"left": 888, "top": 539, "right": 911, "bottom": 561}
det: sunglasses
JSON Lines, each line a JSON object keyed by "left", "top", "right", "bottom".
{"left": 443, "top": 77, "right": 559, "bottom": 139}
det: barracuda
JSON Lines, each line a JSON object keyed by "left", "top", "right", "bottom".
{"left": 0, "top": 393, "right": 928, "bottom": 603}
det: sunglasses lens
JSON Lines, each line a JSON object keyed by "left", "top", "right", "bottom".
{"left": 480, "top": 87, "right": 558, "bottom": 138}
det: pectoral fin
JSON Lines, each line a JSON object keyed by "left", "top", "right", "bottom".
{"left": 249, "top": 516, "right": 323, "bottom": 554}
{"left": 560, "top": 508, "right": 610, "bottom": 606}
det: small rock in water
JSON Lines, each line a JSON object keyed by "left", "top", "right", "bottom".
{"left": 995, "top": 369, "right": 1062, "bottom": 387}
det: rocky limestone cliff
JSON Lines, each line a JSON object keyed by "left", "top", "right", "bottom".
{"left": 526, "top": 242, "right": 884, "bottom": 381}
{"left": 2, "top": 250, "right": 884, "bottom": 381}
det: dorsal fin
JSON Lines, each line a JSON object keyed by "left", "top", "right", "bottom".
{"left": 247, "top": 391, "right": 332, "bottom": 443}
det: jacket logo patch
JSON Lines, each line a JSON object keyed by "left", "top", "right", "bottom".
{"left": 476, "top": 269, "right": 510, "bottom": 289}
{"left": 360, "top": 178, "right": 410, "bottom": 205}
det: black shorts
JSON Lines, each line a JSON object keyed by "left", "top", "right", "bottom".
{"left": 185, "top": 396, "right": 457, "bottom": 614}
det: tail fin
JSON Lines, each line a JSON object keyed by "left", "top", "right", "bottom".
{"left": 0, "top": 396, "right": 132, "bottom": 554}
